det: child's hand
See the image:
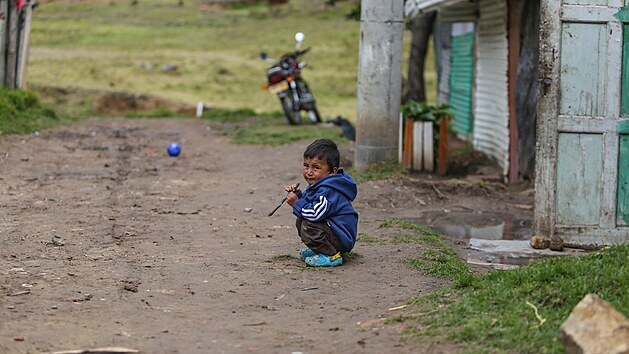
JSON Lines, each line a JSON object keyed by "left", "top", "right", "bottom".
{"left": 284, "top": 183, "right": 301, "bottom": 194}
{"left": 286, "top": 192, "right": 299, "bottom": 206}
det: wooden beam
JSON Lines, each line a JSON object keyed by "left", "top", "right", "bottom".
{"left": 534, "top": 0, "right": 562, "bottom": 237}
{"left": 403, "top": 118, "right": 414, "bottom": 170}
{"left": 438, "top": 116, "right": 448, "bottom": 176}
{"left": 5, "top": 0, "right": 18, "bottom": 88}
{"left": 507, "top": 0, "right": 520, "bottom": 182}
{"left": 17, "top": 3, "right": 33, "bottom": 88}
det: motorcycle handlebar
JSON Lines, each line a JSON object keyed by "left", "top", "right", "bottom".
{"left": 295, "top": 47, "right": 311, "bottom": 57}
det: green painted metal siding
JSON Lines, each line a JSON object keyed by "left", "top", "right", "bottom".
{"left": 449, "top": 32, "right": 474, "bottom": 135}
{"left": 556, "top": 133, "right": 603, "bottom": 225}
{"left": 623, "top": 24, "right": 629, "bottom": 116}
{"left": 619, "top": 135, "right": 629, "bottom": 225}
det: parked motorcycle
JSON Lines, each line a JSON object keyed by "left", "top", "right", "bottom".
{"left": 261, "top": 32, "right": 322, "bottom": 125}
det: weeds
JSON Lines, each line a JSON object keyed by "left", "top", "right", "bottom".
{"left": 0, "top": 88, "right": 68, "bottom": 136}
{"left": 373, "top": 219, "right": 474, "bottom": 284}
{"left": 125, "top": 108, "right": 182, "bottom": 118}
{"left": 350, "top": 162, "right": 407, "bottom": 183}
{"left": 224, "top": 112, "right": 346, "bottom": 145}
{"left": 402, "top": 245, "right": 629, "bottom": 353}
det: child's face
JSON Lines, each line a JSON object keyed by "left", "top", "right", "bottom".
{"left": 303, "top": 157, "right": 337, "bottom": 185}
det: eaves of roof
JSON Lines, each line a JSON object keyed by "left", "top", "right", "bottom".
{"left": 404, "top": 0, "right": 471, "bottom": 19}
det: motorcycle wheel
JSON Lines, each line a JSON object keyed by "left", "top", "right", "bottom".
{"left": 307, "top": 106, "right": 322, "bottom": 123}
{"left": 296, "top": 79, "right": 321, "bottom": 123}
{"left": 280, "top": 95, "right": 302, "bottom": 125}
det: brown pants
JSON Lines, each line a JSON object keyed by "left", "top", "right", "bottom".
{"left": 295, "top": 218, "right": 345, "bottom": 256}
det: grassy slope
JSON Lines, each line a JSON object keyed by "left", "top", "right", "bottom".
{"left": 28, "top": 0, "right": 435, "bottom": 121}
{"left": 376, "top": 220, "right": 629, "bottom": 354}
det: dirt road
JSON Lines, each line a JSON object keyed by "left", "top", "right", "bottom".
{"left": 0, "top": 118, "right": 533, "bottom": 354}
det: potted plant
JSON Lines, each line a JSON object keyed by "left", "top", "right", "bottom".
{"left": 400, "top": 101, "right": 454, "bottom": 175}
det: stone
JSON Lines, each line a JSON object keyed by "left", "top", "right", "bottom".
{"left": 530, "top": 235, "right": 550, "bottom": 249}
{"left": 550, "top": 235, "right": 564, "bottom": 252}
{"left": 561, "top": 293, "right": 629, "bottom": 354}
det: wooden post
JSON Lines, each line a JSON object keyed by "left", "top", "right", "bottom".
{"left": 0, "top": 0, "right": 8, "bottom": 85}
{"left": 507, "top": 0, "right": 520, "bottom": 182}
{"left": 412, "top": 121, "right": 423, "bottom": 170}
{"left": 403, "top": 118, "right": 414, "bottom": 169}
{"left": 438, "top": 116, "right": 449, "bottom": 176}
{"left": 6, "top": 0, "right": 18, "bottom": 88}
{"left": 423, "top": 121, "right": 434, "bottom": 171}
{"left": 17, "top": 3, "right": 33, "bottom": 88}
{"left": 398, "top": 112, "right": 403, "bottom": 163}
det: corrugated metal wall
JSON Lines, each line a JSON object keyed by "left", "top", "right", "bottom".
{"left": 449, "top": 23, "right": 475, "bottom": 136}
{"left": 473, "top": 0, "right": 509, "bottom": 176}
{"left": 434, "top": 23, "right": 452, "bottom": 105}
{"left": 439, "top": 2, "right": 479, "bottom": 23}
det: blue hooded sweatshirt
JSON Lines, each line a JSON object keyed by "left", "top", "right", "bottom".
{"left": 292, "top": 168, "right": 359, "bottom": 252}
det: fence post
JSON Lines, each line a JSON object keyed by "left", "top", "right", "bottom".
{"left": 438, "top": 116, "right": 449, "bottom": 176}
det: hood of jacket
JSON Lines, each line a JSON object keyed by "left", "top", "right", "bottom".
{"left": 310, "top": 168, "right": 357, "bottom": 201}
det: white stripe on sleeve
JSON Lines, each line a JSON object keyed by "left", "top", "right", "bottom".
{"left": 301, "top": 195, "right": 328, "bottom": 221}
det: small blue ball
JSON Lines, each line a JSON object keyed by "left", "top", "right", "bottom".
{"left": 167, "top": 143, "right": 181, "bottom": 157}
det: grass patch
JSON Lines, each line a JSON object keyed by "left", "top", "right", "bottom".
{"left": 28, "top": 0, "right": 436, "bottom": 121}
{"left": 350, "top": 162, "right": 407, "bottom": 183}
{"left": 125, "top": 107, "right": 182, "bottom": 118}
{"left": 222, "top": 113, "right": 347, "bottom": 145}
{"left": 357, "top": 233, "right": 388, "bottom": 245}
{"left": 402, "top": 245, "right": 629, "bottom": 353}
{"left": 0, "top": 88, "right": 73, "bottom": 137}
{"left": 271, "top": 254, "right": 297, "bottom": 261}
{"left": 344, "top": 251, "right": 361, "bottom": 261}
{"left": 378, "top": 219, "right": 473, "bottom": 283}
{"left": 200, "top": 107, "right": 258, "bottom": 123}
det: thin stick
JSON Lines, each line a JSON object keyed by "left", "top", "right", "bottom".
{"left": 268, "top": 183, "right": 299, "bottom": 217}
{"left": 267, "top": 196, "right": 287, "bottom": 217}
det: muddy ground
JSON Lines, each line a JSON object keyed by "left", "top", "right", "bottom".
{"left": 0, "top": 118, "right": 534, "bottom": 354}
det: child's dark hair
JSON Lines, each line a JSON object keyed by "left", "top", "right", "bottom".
{"left": 304, "top": 139, "right": 340, "bottom": 171}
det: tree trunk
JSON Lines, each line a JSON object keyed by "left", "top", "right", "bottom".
{"left": 403, "top": 11, "right": 436, "bottom": 104}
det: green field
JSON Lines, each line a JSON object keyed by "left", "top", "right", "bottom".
{"left": 27, "top": 0, "right": 435, "bottom": 121}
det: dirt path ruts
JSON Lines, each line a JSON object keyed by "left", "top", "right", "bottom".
{"left": 1, "top": 118, "right": 475, "bottom": 354}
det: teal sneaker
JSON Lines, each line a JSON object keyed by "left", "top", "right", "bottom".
{"left": 305, "top": 252, "right": 343, "bottom": 267}
{"left": 298, "top": 248, "right": 316, "bottom": 261}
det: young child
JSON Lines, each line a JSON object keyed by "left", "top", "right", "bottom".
{"left": 285, "top": 139, "right": 358, "bottom": 267}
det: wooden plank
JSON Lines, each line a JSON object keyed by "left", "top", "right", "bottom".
{"left": 0, "top": 0, "right": 8, "bottom": 85}
{"left": 562, "top": 0, "right": 607, "bottom": 5}
{"left": 398, "top": 112, "right": 403, "bottom": 163}
{"left": 558, "top": 116, "right": 628, "bottom": 132}
{"left": 556, "top": 133, "right": 603, "bottom": 225}
{"left": 412, "top": 121, "right": 423, "bottom": 171}
{"left": 403, "top": 119, "right": 414, "bottom": 169}
{"left": 618, "top": 135, "right": 629, "bottom": 225}
{"left": 553, "top": 226, "right": 629, "bottom": 246}
{"left": 561, "top": 5, "right": 619, "bottom": 22}
{"left": 438, "top": 116, "right": 448, "bottom": 175}
{"left": 5, "top": 0, "right": 18, "bottom": 88}
{"left": 534, "top": 0, "right": 562, "bottom": 236}
{"left": 606, "top": 22, "right": 622, "bottom": 118}
{"left": 507, "top": 0, "right": 519, "bottom": 182}
{"left": 600, "top": 132, "right": 619, "bottom": 228}
{"left": 423, "top": 121, "right": 434, "bottom": 171}
{"left": 559, "top": 23, "right": 607, "bottom": 118}
{"left": 16, "top": 3, "right": 32, "bottom": 88}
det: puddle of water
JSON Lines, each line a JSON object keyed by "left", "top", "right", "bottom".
{"left": 432, "top": 220, "right": 532, "bottom": 241}
{"left": 408, "top": 211, "right": 532, "bottom": 241}
{"left": 406, "top": 212, "right": 538, "bottom": 268}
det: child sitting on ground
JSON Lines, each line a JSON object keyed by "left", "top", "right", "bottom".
{"left": 285, "top": 139, "right": 359, "bottom": 267}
